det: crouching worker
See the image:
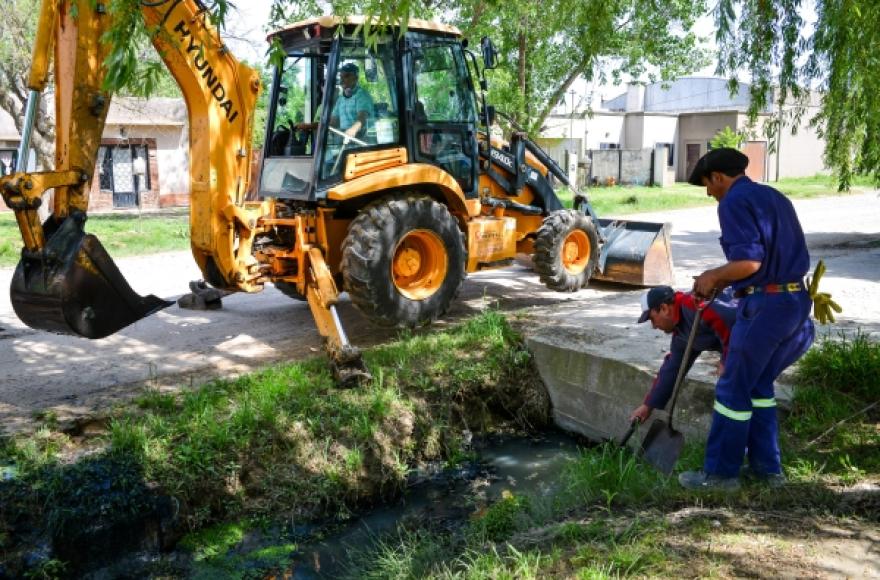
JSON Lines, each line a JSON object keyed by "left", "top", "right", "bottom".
{"left": 630, "top": 286, "right": 737, "bottom": 427}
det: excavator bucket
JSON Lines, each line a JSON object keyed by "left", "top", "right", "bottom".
{"left": 10, "top": 214, "right": 172, "bottom": 339}
{"left": 592, "top": 219, "right": 675, "bottom": 287}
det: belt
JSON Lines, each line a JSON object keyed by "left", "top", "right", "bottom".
{"left": 739, "top": 282, "right": 803, "bottom": 296}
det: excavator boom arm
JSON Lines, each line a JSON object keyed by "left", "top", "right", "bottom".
{"left": 1, "top": 0, "right": 367, "bottom": 382}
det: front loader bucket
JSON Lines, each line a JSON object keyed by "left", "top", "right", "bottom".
{"left": 10, "top": 214, "right": 172, "bottom": 339}
{"left": 592, "top": 219, "right": 675, "bottom": 287}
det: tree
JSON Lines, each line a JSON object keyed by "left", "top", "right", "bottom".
{"left": 258, "top": 0, "right": 709, "bottom": 136}
{"left": 0, "top": 0, "right": 54, "bottom": 169}
{"left": 716, "top": 0, "right": 880, "bottom": 188}
{"left": 450, "top": 0, "right": 709, "bottom": 134}
{"left": 710, "top": 126, "right": 746, "bottom": 149}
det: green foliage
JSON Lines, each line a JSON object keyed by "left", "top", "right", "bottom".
{"left": 710, "top": 126, "right": 746, "bottom": 150}
{"left": 716, "top": 0, "right": 880, "bottom": 189}
{"left": 22, "top": 559, "right": 68, "bottom": 580}
{"left": 561, "top": 443, "right": 674, "bottom": 508}
{"left": 453, "top": 0, "right": 711, "bottom": 135}
{"left": 447, "top": 545, "right": 550, "bottom": 579}
{"left": 341, "top": 530, "right": 456, "bottom": 580}
{"left": 468, "top": 491, "right": 531, "bottom": 542}
{"left": 795, "top": 331, "right": 880, "bottom": 400}
{"left": 0, "top": 211, "right": 191, "bottom": 268}
{"left": 180, "top": 521, "right": 248, "bottom": 560}
{"left": 569, "top": 519, "right": 668, "bottom": 578}
{"left": 3, "top": 310, "right": 538, "bottom": 546}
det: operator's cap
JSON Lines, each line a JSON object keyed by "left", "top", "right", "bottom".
{"left": 687, "top": 147, "right": 749, "bottom": 186}
{"left": 637, "top": 285, "right": 676, "bottom": 323}
{"left": 339, "top": 62, "right": 359, "bottom": 75}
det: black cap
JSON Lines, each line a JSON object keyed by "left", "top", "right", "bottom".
{"left": 687, "top": 147, "right": 749, "bottom": 186}
{"left": 637, "top": 285, "right": 676, "bottom": 323}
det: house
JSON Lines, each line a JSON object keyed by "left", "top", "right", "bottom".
{"left": 0, "top": 96, "right": 190, "bottom": 211}
{"left": 540, "top": 77, "right": 827, "bottom": 186}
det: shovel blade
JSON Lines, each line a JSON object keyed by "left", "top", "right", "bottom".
{"left": 640, "top": 419, "right": 685, "bottom": 475}
{"left": 10, "top": 214, "right": 172, "bottom": 339}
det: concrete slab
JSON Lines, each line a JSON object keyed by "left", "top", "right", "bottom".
{"left": 522, "top": 191, "right": 880, "bottom": 443}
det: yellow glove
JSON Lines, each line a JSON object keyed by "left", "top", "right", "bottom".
{"left": 807, "top": 260, "right": 843, "bottom": 324}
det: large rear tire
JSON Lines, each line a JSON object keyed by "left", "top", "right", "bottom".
{"left": 533, "top": 209, "right": 599, "bottom": 291}
{"left": 342, "top": 194, "right": 467, "bottom": 327}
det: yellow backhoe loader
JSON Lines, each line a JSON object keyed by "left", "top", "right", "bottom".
{"left": 1, "top": 3, "right": 674, "bottom": 384}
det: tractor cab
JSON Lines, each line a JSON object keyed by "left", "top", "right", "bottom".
{"left": 260, "top": 17, "right": 480, "bottom": 201}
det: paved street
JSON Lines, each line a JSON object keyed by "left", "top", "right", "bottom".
{"left": 1, "top": 191, "right": 877, "bottom": 433}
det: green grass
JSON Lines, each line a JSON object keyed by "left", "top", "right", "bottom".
{"left": 339, "top": 331, "right": 880, "bottom": 579}
{"left": 0, "top": 311, "right": 541, "bottom": 576}
{"left": 0, "top": 210, "right": 189, "bottom": 267}
{"left": 1, "top": 318, "right": 877, "bottom": 578}
{"left": 556, "top": 173, "right": 877, "bottom": 216}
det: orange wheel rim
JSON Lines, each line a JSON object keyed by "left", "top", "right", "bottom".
{"left": 561, "top": 230, "right": 590, "bottom": 275}
{"left": 392, "top": 229, "right": 448, "bottom": 300}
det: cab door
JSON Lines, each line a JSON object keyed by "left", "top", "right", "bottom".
{"left": 407, "top": 38, "right": 478, "bottom": 197}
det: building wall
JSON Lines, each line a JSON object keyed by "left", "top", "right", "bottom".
{"left": 104, "top": 123, "right": 189, "bottom": 207}
{"left": 757, "top": 108, "right": 828, "bottom": 179}
{"left": 542, "top": 113, "right": 625, "bottom": 153}
{"left": 644, "top": 78, "right": 753, "bottom": 113}
{"left": 1, "top": 99, "right": 189, "bottom": 213}
{"left": 676, "top": 111, "right": 739, "bottom": 181}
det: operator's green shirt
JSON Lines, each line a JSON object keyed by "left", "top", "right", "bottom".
{"left": 331, "top": 85, "right": 374, "bottom": 136}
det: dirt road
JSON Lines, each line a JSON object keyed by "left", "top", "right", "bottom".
{"left": 1, "top": 191, "right": 877, "bottom": 433}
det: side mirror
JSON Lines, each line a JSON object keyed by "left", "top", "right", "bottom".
{"left": 480, "top": 37, "right": 498, "bottom": 70}
{"left": 365, "top": 57, "right": 378, "bottom": 83}
{"left": 278, "top": 85, "right": 289, "bottom": 108}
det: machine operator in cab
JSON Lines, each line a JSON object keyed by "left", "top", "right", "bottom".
{"left": 330, "top": 62, "right": 374, "bottom": 140}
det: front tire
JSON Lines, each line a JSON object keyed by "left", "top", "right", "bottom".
{"left": 342, "top": 194, "right": 467, "bottom": 327}
{"left": 533, "top": 209, "right": 599, "bottom": 291}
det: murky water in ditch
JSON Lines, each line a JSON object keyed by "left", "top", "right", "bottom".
{"left": 73, "top": 431, "right": 585, "bottom": 579}
{"left": 282, "top": 431, "right": 583, "bottom": 578}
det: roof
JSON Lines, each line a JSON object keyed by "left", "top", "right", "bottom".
{"left": 105, "top": 97, "right": 187, "bottom": 126}
{"left": 269, "top": 15, "right": 461, "bottom": 40}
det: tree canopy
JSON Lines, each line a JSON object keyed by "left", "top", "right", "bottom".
{"left": 715, "top": 0, "right": 880, "bottom": 188}
{"left": 2, "top": 0, "right": 879, "bottom": 187}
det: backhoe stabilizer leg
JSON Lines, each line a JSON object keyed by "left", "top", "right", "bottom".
{"left": 304, "top": 247, "right": 371, "bottom": 387}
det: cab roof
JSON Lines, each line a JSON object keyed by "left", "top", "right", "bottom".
{"left": 268, "top": 15, "right": 462, "bottom": 42}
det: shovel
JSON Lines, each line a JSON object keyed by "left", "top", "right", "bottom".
{"left": 640, "top": 293, "right": 716, "bottom": 475}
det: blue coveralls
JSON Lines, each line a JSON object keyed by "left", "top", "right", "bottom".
{"left": 705, "top": 177, "right": 815, "bottom": 477}
{"left": 645, "top": 291, "right": 737, "bottom": 410}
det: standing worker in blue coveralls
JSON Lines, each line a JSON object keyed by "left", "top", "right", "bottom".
{"left": 629, "top": 286, "right": 738, "bottom": 425}
{"left": 681, "top": 147, "right": 816, "bottom": 491}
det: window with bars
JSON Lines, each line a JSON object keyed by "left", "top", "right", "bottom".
{"left": 97, "top": 144, "right": 151, "bottom": 208}
{"left": 0, "top": 149, "right": 18, "bottom": 176}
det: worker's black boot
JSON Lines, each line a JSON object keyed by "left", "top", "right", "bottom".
{"left": 678, "top": 470, "right": 741, "bottom": 491}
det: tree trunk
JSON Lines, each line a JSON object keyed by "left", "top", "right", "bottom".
{"left": 533, "top": 60, "right": 591, "bottom": 134}
{"left": 0, "top": 69, "right": 55, "bottom": 170}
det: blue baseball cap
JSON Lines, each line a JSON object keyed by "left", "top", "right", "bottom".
{"left": 638, "top": 286, "right": 676, "bottom": 323}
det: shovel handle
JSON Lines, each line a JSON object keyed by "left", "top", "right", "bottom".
{"left": 666, "top": 290, "right": 718, "bottom": 430}
{"left": 618, "top": 418, "right": 640, "bottom": 447}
